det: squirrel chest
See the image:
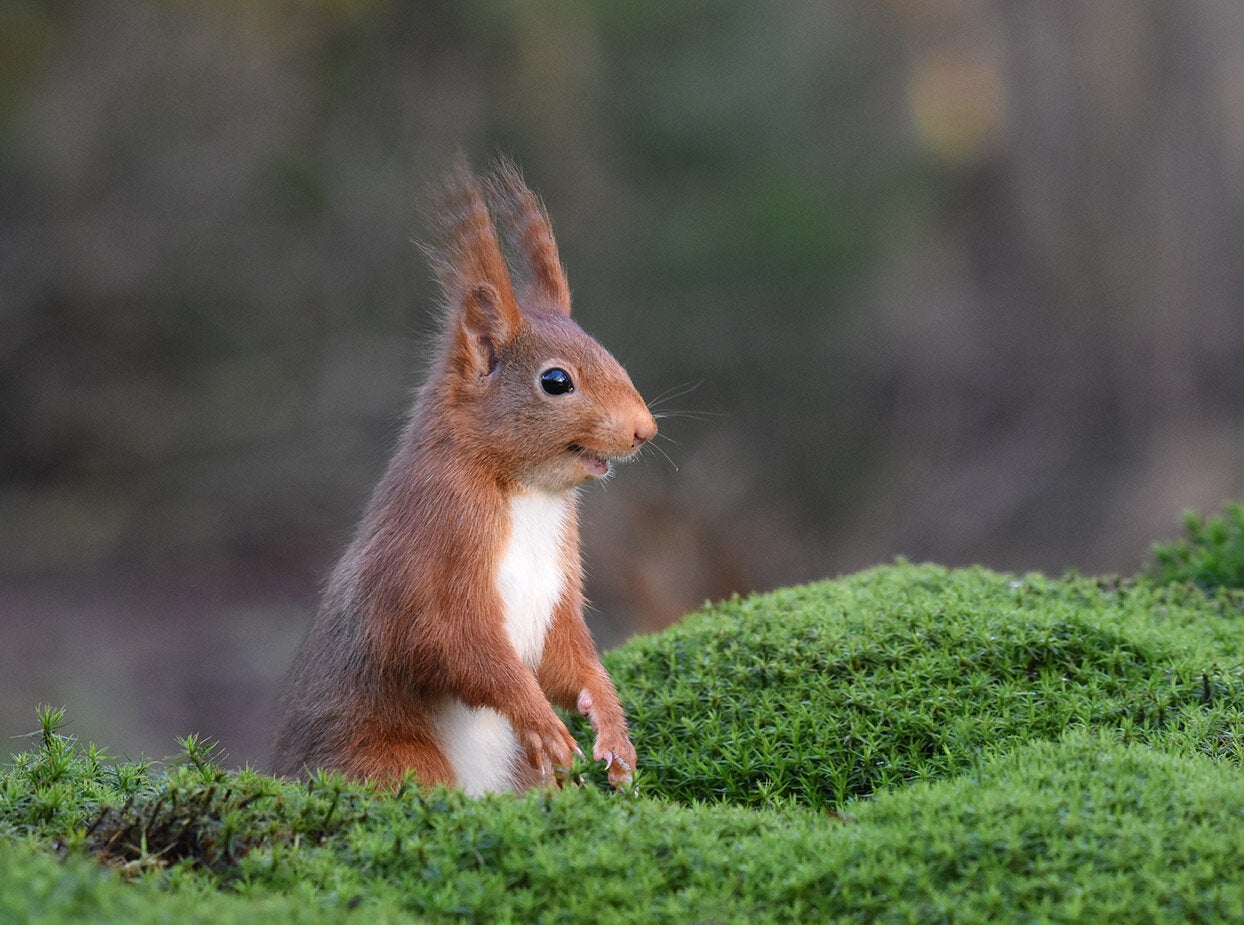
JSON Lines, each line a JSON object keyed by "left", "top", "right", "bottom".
{"left": 433, "top": 490, "right": 570, "bottom": 794}
{"left": 496, "top": 490, "right": 570, "bottom": 667}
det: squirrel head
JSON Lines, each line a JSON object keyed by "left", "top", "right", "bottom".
{"left": 422, "top": 158, "right": 656, "bottom": 493}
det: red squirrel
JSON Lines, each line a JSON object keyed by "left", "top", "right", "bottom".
{"left": 271, "top": 158, "right": 656, "bottom": 794}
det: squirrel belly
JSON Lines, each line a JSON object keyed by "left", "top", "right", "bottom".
{"left": 432, "top": 488, "right": 572, "bottom": 794}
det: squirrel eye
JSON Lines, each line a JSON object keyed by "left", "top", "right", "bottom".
{"left": 540, "top": 367, "right": 574, "bottom": 395}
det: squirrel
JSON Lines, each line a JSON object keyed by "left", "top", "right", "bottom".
{"left": 271, "top": 158, "right": 656, "bottom": 794}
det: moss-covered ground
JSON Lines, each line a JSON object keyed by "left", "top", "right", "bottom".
{"left": 4, "top": 508, "right": 1244, "bottom": 923}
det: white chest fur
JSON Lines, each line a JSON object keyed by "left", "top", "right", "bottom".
{"left": 434, "top": 489, "right": 570, "bottom": 795}
{"left": 496, "top": 490, "right": 569, "bottom": 667}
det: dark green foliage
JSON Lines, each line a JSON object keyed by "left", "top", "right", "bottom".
{"left": 5, "top": 559, "right": 1244, "bottom": 921}
{"left": 1151, "top": 502, "right": 1244, "bottom": 592}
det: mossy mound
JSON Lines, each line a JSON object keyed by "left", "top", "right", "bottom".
{"left": 602, "top": 564, "right": 1244, "bottom": 808}
{"left": 6, "top": 723, "right": 1244, "bottom": 922}
{"left": 4, "top": 541, "right": 1244, "bottom": 922}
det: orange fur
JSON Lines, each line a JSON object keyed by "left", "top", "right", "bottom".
{"left": 272, "top": 158, "right": 654, "bottom": 793}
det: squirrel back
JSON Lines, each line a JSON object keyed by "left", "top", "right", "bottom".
{"left": 272, "top": 158, "right": 655, "bottom": 793}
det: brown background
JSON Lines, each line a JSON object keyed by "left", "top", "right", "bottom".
{"left": 3, "top": 1, "right": 1242, "bottom": 768}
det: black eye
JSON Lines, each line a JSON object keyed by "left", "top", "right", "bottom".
{"left": 540, "top": 367, "right": 575, "bottom": 395}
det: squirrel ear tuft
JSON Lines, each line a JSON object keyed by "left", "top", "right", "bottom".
{"left": 487, "top": 159, "right": 571, "bottom": 316}
{"left": 425, "top": 155, "right": 523, "bottom": 368}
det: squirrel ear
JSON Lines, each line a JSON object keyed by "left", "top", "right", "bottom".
{"left": 488, "top": 159, "right": 572, "bottom": 316}
{"left": 425, "top": 156, "right": 524, "bottom": 378}
{"left": 455, "top": 282, "right": 516, "bottom": 378}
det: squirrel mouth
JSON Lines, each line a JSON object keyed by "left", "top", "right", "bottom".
{"left": 568, "top": 444, "right": 611, "bottom": 478}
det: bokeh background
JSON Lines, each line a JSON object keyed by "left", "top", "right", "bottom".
{"left": 3, "top": 0, "right": 1242, "bottom": 767}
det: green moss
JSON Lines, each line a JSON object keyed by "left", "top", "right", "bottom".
{"left": 4, "top": 555, "right": 1244, "bottom": 922}
{"left": 814, "top": 730, "right": 1244, "bottom": 922}
{"left": 1151, "top": 502, "right": 1244, "bottom": 592}
{"left": 7, "top": 727, "right": 1244, "bottom": 922}
{"left": 600, "top": 564, "right": 1244, "bottom": 808}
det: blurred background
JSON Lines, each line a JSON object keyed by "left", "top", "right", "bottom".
{"left": 3, "top": 0, "right": 1242, "bottom": 767}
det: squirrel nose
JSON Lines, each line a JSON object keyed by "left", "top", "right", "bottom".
{"left": 632, "top": 413, "right": 657, "bottom": 448}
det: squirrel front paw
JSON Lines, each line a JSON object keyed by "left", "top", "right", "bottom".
{"left": 577, "top": 689, "right": 636, "bottom": 788}
{"left": 517, "top": 710, "right": 580, "bottom": 783}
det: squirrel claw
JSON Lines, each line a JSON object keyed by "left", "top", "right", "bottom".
{"left": 595, "top": 749, "right": 634, "bottom": 786}
{"left": 592, "top": 734, "right": 636, "bottom": 788}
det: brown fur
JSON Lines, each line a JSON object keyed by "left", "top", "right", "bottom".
{"left": 271, "top": 158, "right": 655, "bottom": 791}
